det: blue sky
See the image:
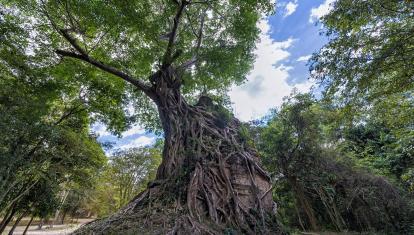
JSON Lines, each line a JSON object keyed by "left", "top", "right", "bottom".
{"left": 94, "top": 0, "right": 334, "bottom": 153}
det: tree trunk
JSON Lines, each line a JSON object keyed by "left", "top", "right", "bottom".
{"left": 8, "top": 211, "right": 26, "bottom": 235}
{"left": 0, "top": 205, "right": 17, "bottom": 234}
{"left": 52, "top": 189, "right": 69, "bottom": 227}
{"left": 37, "top": 218, "right": 44, "bottom": 230}
{"left": 74, "top": 67, "right": 282, "bottom": 234}
{"left": 22, "top": 215, "right": 34, "bottom": 235}
{"left": 60, "top": 210, "right": 67, "bottom": 224}
{"left": 288, "top": 176, "right": 318, "bottom": 231}
{"left": 0, "top": 203, "right": 15, "bottom": 230}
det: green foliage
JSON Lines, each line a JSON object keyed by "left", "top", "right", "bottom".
{"left": 0, "top": 9, "right": 107, "bottom": 221}
{"left": 310, "top": 0, "right": 414, "bottom": 108}
{"left": 304, "top": 1, "right": 414, "bottom": 231}
{"left": 258, "top": 92, "right": 414, "bottom": 233}
{"left": 25, "top": 180, "right": 61, "bottom": 219}
{"left": 238, "top": 124, "right": 254, "bottom": 147}
{"left": 339, "top": 111, "right": 414, "bottom": 193}
{"left": 85, "top": 146, "right": 162, "bottom": 217}
{"left": 259, "top": 93, "right": 323, "bottom": 176}
{"left": 258, "top": 93, "right": 325, "bottom": 229}
{"left": 2, "top": 0, "right": 274, "bottom": 130}
{"left": 1, "top": 0, "right": 413, "bottom": 233}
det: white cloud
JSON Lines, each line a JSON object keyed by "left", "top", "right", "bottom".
{"left": 122, "top": 125, "right": 145, "bottom": 137}
{"left": 92, "top": 122, "right": 146, "bottom": 138}
{"left": 297, "top": 55, "right": 312, "bottom": 62}
{"left": 229, "top": 19, "right": 314, "bottom": 122}
{"left": 309, "top": 0, "right": 335, "bottom": 23}
{"left": 119, "top": 136, "right": 155, "bottom": 149}
{"left": 92, "top": 123, "right": 111, "bottom": 137}
{"left": 284, "top": 1, "right": 298, "bottom": 17}
{"left": 295, "top": 79, "right": 315, "bottom": 92}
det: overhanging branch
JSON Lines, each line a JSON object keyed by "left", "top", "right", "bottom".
{"left": 42, "top": 3, "right": 153, "bottom": 96}
{"left": 55, "top": 49, "right": 152, "bottom": 94}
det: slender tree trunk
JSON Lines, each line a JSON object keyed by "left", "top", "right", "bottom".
{"left": 0, "top": 203, "right": 15, "bottom": 230}
{"left": 3, "top": 180, "right": 38, "bottom": 214}
{"left": 22, "top": 215, "right": 34, "bottom": 235}
{"left": 60, "top": 210, "right": 67, "bottom": 224}
{"left": 53, "top": 189, "right": 69, "bottom": 227}
{"left": 37, "top": 218, "right": 43, "bottom": 230}
{"left": 0, "top": 177, "right": 18, "bottom": 208}
{"left": 0, "top": 206, "right": 17, "bottom": 234}
{"left": 288, "top": 176, "right": 318, "bottom": 231}
{"left": 74, "top": 67, "right": 281, "bottom": 234}
{"left": 295, "top": 204, "right": 306, "bottom": 231}
{"left": 8, "top": 211, "right": 26, "bottom": 235}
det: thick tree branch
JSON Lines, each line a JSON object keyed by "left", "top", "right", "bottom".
{"left": 195, "top": 10, "right": 206, "bottom": 55}
{"left": 179, "top": 56, "right": 198, "bottom": 69}
{"left": 58, "top": 29, "right": 88, "bottom": 55}
{"left": 55, "top": 49, "right": 152, "bottom": 94}
{"left": 162, "top": 1, "right": 189, "bottom": 67}
{"left": 41, "top": 4, "right": 153, "bottom": 96}
{"left": 186, "top": 12, "right": 199, "bottom": 37}
{"left": 179, "top": 9, "right": 206, "bottom": 70}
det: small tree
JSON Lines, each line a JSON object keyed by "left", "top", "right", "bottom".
{"left": 259, "top": 93, "right": 321, "bottom": 231}
{"left": 110, "top": 147, "right": 161, "bottom": 208}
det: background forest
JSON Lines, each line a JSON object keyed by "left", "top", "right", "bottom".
{"left": 0, "top": 0, "right": 413, "bottom": 234}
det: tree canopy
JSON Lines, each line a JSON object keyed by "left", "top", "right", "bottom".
{"left": 2, "top": 0, "right": 274, "bottom": 131}
{"left": 1, "top": 0, "right": 414, "bottom": 234}
{"left": 0, "top": 7, "right": 108, "bottom": 230}
{"left": 257, "top": 93, "right": 414, "bottom": 233}
{"left": 1, "top": 0, "right": 279, "bottom": 233}
{"left": 310, "top": 0, "right": 414, "bottom": 109}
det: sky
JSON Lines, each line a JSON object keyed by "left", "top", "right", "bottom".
{"left": 94, "top": 0, "right": 334, "bottom": 153}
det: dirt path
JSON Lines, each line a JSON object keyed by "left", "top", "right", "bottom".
{"left": 3, "top": 219, "right": 94, "bottom": 235}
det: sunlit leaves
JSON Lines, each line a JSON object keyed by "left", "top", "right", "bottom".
{"left": 2, "top": 0, "right": 274, "bottom": 130}
{"left": 310, "top": 0, "right": 414, "bottom": 108}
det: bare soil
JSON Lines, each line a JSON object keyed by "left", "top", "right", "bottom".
{"left": 3, "top": 218, "right": 94, "bottom": 235}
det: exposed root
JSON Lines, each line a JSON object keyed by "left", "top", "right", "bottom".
{"left": 74, "top": 67, "right": 283, "bottom": 234}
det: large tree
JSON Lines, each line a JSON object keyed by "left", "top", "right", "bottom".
{"left": 257, "top": 93, "right": 414, "bottom": 233}
{"left": 310, "top": 0, "right": 414, "bottom": 109}
{"left": 0, "top": 11, "right": 107, "bottom": 227}
{"left": 2, "top": 0, "right": 281, "bottom": 233}
{"left": 309, "top": 0, "right": 414, "bottom": 194}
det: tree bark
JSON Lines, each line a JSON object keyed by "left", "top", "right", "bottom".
{"left": 288, "top": 176, "right": 318, "bottom": 231}
{"left": 52, "top": 189, "right": 69, "bottom": 227}
{"left": 8, "top": 211, "right": 26, "bottom": 235}
{"left": 0, "top": 203, "right": 15, "bottom": 230}
{"left": 22, "top": 215, "right": 34, "bottom": 235}
{"left": 0, "top": 205, "right": 17, "bottom": 234}
{"left": 60, "top": 210, "right": 67, "bottom": 225}
{"left": 73, "top": 66, "right": 282, "bottom": 234}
